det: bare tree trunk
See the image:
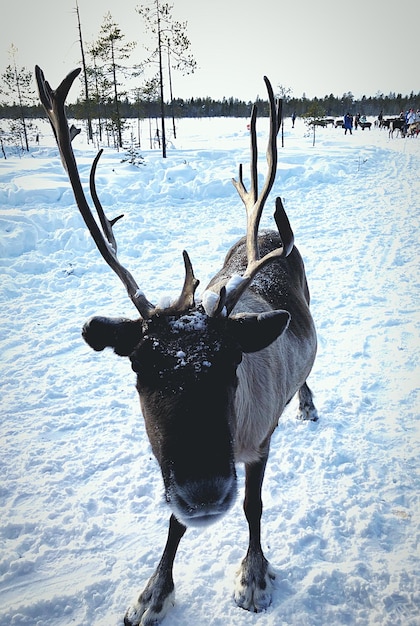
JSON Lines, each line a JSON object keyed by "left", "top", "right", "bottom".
{"left": 76, "top": 1, "right": 93, "bottom": 141}
{"left": 167, "top": 48, "right": 176, "bottom": 139}
{"left": 92, "top": 54, "right": 103, "bottom": 142}
{"left": 111, "top": 42, "right": 123, "bottom": 148}
{"left": 157, "top": 0, "right": 167, "bottom": 158}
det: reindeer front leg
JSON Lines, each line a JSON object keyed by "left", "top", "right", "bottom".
{"left": 234, "top": 451, "right": 275, "bottom": 612}
{"left": 125, "top": 515, "right": 186, "bottom": 626}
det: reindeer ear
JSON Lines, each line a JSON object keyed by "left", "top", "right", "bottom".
{"left": 82, "top": 316, "right": 144, "bottom": 356}
{"left": 227, "top": 310, "right": 290, "bottom": 353}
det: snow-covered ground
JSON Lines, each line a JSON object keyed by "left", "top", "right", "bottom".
{"left": 1, "top": 115, "right": 419, "bottom": 626}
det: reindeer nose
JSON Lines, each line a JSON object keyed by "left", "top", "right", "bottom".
{"left": 169, "top": 474, "right": 237, "bottom": 527}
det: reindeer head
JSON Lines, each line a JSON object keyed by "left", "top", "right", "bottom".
{"left": 82, "top": 305, "right": 289, "bottom": 526}
{"left": 36, "top": 66, "right": 292, "bottom": 527}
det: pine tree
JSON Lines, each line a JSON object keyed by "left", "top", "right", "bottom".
{"left": 137, "top": 0, "right": 196, "bottom": 157}
{"left": 302, "top": 101, "right": 326, "bottom": 146}
{"left": 85, "top": 43, "right": 112, "bottom": 144}
{"left": 92, "top": 12, "right": 136, "bottom": 148}
{"left": 0, "top": 45, "right": 36, "bottom": 151}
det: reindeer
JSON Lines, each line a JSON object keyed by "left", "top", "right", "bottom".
{"left": 36, "top": 66, "right": 318, "bottom": 626}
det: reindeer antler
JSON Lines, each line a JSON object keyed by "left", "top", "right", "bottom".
{"left": 222, "top": 76, "right": 294, "bottom": 315}
{"left": 35, "top": 65, "right": 200, "bottom": 318}
{"left": 35, "top": 65, "right": 155, "bottom": 317}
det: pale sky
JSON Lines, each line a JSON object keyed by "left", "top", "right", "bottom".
{"left": 1, "top": 0, "right": 418, "bottom": 102}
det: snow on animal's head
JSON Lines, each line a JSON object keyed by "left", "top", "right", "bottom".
{"left": 130, "top": 309, "right": 242, "bottom": 388}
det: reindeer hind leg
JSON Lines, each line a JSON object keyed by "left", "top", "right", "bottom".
{"left": 297, "top": 382, "right": 318, "bottom": 421}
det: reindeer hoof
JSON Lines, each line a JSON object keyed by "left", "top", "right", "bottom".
{"left": 124, "top": 588, "right": 175, "bottom": 626}
{"left": 297, "top": 402, "right": 319, "bottom": 421}
{"left": 234, "top": 556, "right": 275, "bottom": 612}
{"left": 297, "top": 408, "right": 319, "bottom": 421}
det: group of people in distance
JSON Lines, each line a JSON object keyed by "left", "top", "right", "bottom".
{"left": 343, "top": 112, "right": 370, "bottom": 134}
{"left": 343, "top": 108, "right": 420, "bottom": 136}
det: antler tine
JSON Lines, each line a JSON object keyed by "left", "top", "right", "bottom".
{"left": 89, "top": 149, "right": 124, "bottom": 253}
{"left": 224, "top": 76, "right": 293, "bottom": 316}
{"left": 158, "top": 250, "right": 200, "bottom": 315}
{"left": 35, "top": 65, "right": 155, "bottom": 318}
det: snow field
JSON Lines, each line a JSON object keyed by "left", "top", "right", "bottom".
{"left": 1, "top": 117, "right": 419, "bottom": 625}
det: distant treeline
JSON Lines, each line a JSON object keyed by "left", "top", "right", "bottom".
{"left": 1, "top": 91, "right": 419, "bottom": 121}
